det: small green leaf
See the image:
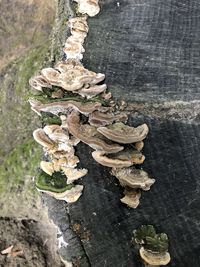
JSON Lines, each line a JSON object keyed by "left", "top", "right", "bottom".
{"left": 134, "top": 225, "right": 156, "bottom": 245}
{"left": 145, "top": 233, "right": 169, "bottom": 253}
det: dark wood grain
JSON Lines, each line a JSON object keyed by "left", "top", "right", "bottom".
{"left": 45, "top": 1, "right": 200, "bottom": 266}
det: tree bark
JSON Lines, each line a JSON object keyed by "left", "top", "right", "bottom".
{"left": 45, "top": 1, "right": 200, "bottom": 266}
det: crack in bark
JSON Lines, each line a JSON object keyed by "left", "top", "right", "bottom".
{"left": 66, "top": 208, "right": 92, "bottom": 267}
{"left": 124, "top": 100, "right": 200, "bottom": 123}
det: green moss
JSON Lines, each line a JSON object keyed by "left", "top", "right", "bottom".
{"left": 133, "top": 225, "right": 169, "bottom": 253}
{"left": 0, "top": 43, "right": 50, "bottom": 160}
{"left": 36, "top": 171, "right": 74, "bottom": 193}
{"left": 0, "top": 139, "right": 42, "bottom": 194}
{"left": 16, "top": 45, "right": 50, "bottom": 95}
{"left": 32, "top": 93, "right": 110, "bottom": 106}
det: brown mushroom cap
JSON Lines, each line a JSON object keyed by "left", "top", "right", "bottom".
{"left": 97, "top": 122, "right": 149, "bottom": 144}
{"left": 88, "top": 111, "right": 128, "bottom": 127}
{"left": 33, "top": 128, "right": 55, "bottom": 149}
{"left": 92, "top": 151, "right": 134, "bottom": 168}
{"left": 64, "top": 36, "right": 85, "bottom": 60}
{"left": 67, "top": 111, "right": 124, "bottom": 154}
{"left": 43, "top": 125, "right": 69, "bottom": 143}
{"left": 120, "top": 188, "right": 141, "bottom": 208}
{"left": 29, "top": 99, "right": 102, "bottom": 116}
{"left": 109, "top": 148, "right": 145, "bottom": 165}
{"left": 29, "top": 75, "right": 52, "bottom": 91}
{"left": 139, "top": 247, "right": 171, "bottom": 266}
{"left": 112, "top": 167, "right": 155, "bottom": 191}
{"left": 69, "top": 16, "right": 89, "bottom": 37}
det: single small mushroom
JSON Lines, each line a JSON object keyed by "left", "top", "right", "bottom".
{"left": 51, "top": 89, "right": 64, "bottom": 99}
{"left": 112, "top": 167, "right": 155, "bottom": 191}
{"left": 88, "top": 111, "right": 128, "bottom": 127}
{"left": 69, "top": 16, "right": 88, "bottom": 38}
{"left": 52, "top": 156, "right": 79, "bottom": 169}
{"left": 74, "top": 0, "right": 100, "bottom": 17}
{"left": 29, "top": 75, "right": 52, "bottom": 91}
{"left": 92, "top": 151, "right": 134, "bottom": 168}
{"left": 29, "top": 99, "right": 102, "bottom": 116}
{"left": 109, "top": 148, "right": 145, "bottom": 165}
{"left": 76, "top": 84, "right": 107, "bottom": 99}
{"left": 33, "top": 128, "right": 55, "bottom": 149}
{"left": 133, "top": 225, "right": 170, "bottom": 267}
{"left": 43, "top": 125, "right": 69, "bottom": 143}
{"left": 120, "top": 188, "right": 141, "bottom": 209}
{"left": 64, "top": 35, "right": 85, "bottom": 60}
{"left": 139, "top": 247, "right": 170, "bottom": 266}
{"left": 134, "top": 141, "right": 144, "bottom": 151}
{"left": 67, "top": 111, "right": 124, "bottom": 153}
{"left": 40, "top": 161, "right": 54, "bottom": 176}
{"left": 97, "top": 122, "right": 149, "bottom": 144}
{"left": 61, "top": 167, "right": 88, "bottom": 184}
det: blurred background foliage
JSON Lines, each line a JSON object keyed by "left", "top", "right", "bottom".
{"left": 0, "top": 0, "right": 55, "bottom": 219}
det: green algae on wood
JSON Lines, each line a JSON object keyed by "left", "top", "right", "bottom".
{"left": 36, "top": 171, "right": 74, "bottom": 193}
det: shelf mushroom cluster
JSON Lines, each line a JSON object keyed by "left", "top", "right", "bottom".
{"left": 29, "top": 0, "right": 155, "bottom": 207}
{"left": 133, "top": 225, "right": 171, "bottom": 266}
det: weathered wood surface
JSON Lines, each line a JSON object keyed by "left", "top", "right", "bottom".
{"left": 45, "top": 1, "right": 200, "bottom": 266}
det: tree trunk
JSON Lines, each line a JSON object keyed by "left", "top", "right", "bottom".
{"left": 45, "top": 1, "right": 200, "bottom": 266}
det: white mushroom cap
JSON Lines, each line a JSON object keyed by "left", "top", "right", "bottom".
{"left": 61, "top": 167, "right": 88, "bottom": 184}
{"left": 120, "top": 189, "right": 141, "bottom": 208}
{"left": 74, "top": 0, "right": 100, "bottom": 17}
{"left": 139, "top": 247, "right": 171, "bottom": 266}
{"left": 45, "top": 185, "right": 84, "bottom": 203}
{"left": 40, "top": 161, "right": 54, "bottom": 176}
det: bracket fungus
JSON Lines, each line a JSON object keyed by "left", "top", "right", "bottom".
{"left": 88, "top": 111, "right": 128, "bottom": 127}
{"left": 66, "top": 111, "right": 124, "bottom": 153}
{"left": 36, "top": 171, "right": 83, "bottom": 203}
{"left": 29, "top": 0, "right": 155, "bottom": 208}
{"left": 74, "top": 0, "right": 100, "bottom": 17}
{"left": 64, "top": 16, "right": 89, "bottom": 59}
{"left": 92, "top": 151, "right": 134, "bottom": 168}
{"left": 40, "top": 160, "right": 87, "bottom": 184}
{"left": 133, "top": 225, "right": 171, "bottom": 266}
{"left": 76, "top": 84, "right": 107, "bottom": 99}
{"left": 112, "top": 167, "right": 155, "bottom": 191}
{"left": 29, "top": 75, "right": 52, "bottom": 91}
{"left": 40, "top": 60, "right": 105, "bottom": 91}
{"left": 68, "top": 16, "right": 89, "bottom": 38}
{"left": 97, "top": 122, "right": 149, "bottom": 144}
{"left": 29, "top": 99, "right": 102, "bottom": 116}
{"left": 120, "top": 188, "right": 141, "bottom": 209}
{"left": 33, "top": 128, "right": 55, "bottom": 150}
